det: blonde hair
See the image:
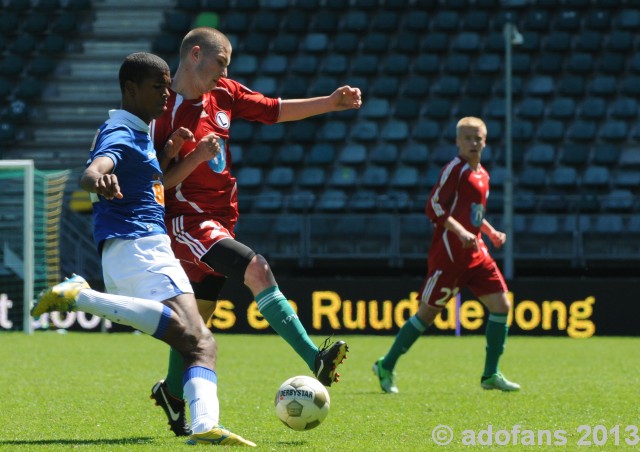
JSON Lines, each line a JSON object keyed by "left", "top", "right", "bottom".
{"left": 180, "top": 27, "right": 232, "bottom": 60}
{"left": 456, "top": 116, "right": 487, "bottom": 137}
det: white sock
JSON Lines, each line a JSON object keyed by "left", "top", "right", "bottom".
{"left": 183, "top": 366, "right": 219, "bottom": 434}
{"left": 76, "top": 289, "right": 171, "bottom": 337}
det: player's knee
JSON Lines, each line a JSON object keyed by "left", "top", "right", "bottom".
{"left": 244, "top": 254, "right": 276, "bottom": 291}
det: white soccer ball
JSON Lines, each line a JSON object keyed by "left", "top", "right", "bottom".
{"left": 274, "top": 375, "right": 330, "bottom": 431}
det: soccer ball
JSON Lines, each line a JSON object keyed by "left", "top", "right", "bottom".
{"left": 274, "top": 375, "right": 330, "bottom": 431}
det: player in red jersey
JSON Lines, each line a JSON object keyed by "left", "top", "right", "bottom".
{"left": 373, "top": 117, "right": 520, "bottom": 394}
{"left": 149, "top": 27, "right": 361, "bottom": 436}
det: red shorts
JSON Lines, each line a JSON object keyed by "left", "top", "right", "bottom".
{"left": 166, "top": 215, "right": 234, "bottom": 282}
{"left": 419, "top": 252, "right": 507, "bottom": 309}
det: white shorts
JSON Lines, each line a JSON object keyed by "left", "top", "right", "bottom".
{"left": 101, "top": 234, "right": 193, "bottom": 302}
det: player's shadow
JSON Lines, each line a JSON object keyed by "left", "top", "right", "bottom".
{"left": 0, "top": 437, "right": 155, "bottom": 447}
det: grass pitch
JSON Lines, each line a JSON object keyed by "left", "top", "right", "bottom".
{"left": 1, "top": 332, "right": 638, "bottom": 451}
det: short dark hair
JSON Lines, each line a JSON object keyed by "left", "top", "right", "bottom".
{"left": 118, "top": 52, "right": 169, "bottom": 93}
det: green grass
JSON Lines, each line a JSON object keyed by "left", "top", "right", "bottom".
{"left": 1, "top": 332, "right": 639, "bottom": 451}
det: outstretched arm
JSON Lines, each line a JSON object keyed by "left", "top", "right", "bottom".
{"left": 277, "top": 85, "right": 362, "bottom": 122}
{"left": 80, "top": 156, "right": 122, "bottom": 200}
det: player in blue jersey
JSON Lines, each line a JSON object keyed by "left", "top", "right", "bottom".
{"left": 31, "top": 52, "right": 255, "bottom": 447}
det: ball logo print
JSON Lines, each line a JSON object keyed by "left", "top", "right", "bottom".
{"left": 274, "top": 376, "right": 330, "bottom": 431}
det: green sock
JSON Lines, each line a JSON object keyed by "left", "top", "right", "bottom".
{"left": 165, "top": 347, "right": 184, "bottom": 398}
{"left": 382, "top": 315, "right": 427, "bottom": 371}
{"left": 484, "top": 312, "right": 509, "bottom": 377}
{"left": 256, "top": 286, "right": 318, "bottom": 371}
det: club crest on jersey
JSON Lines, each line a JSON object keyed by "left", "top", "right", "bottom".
{"left": 215, "top": 111, "right": 230, "bottom": 129}
{"left": 470, "top": 202, "right": 485, "bottom": 227}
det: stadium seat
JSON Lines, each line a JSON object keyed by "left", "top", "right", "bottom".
{"left": 380, "top": 120, "right": 409, "bottom": 141}
{"left": 475, "top": 53, "right": 501, "bottom": 74}
{"left": 244, "top": 144, "right": 274, "bottom": 166}
{"left": 463, "top": 10, "right": 489, "bottom": 31}
{"left": 582, "top": 166, "right": 610, "bottom": 189}
{"left": 529, "top": 215, "right": 560, "bottom": 235}
{"left": 578, "top": 97, "right": 606, "bottom": 120}
{"left": 414, "top": 54, "right": 440, "bottom": 75}
{"left": 15, "top": 77, "right": 42, "bottom": 100}
{"left": 555, "top": 10, "right": 581, "bottom": 31}
{"left": 298, "top": 167, "right": 326, "bottom": 188}
{"left": 303, "top": 33, "right": 329, "bottom": 53}
{"left": 516, "top": 97, "right": 545, "bottom": 120}
{"left": 537, "top": 120, "right": 564, "bottom": 142}
{"left": 432, "top": 76, "right": 462, "bottom": 97}
{"left": 251, "top": 77, "right": 276, "bottom": 96}
{"left": 545, "top": 31, "right": 572, "bottom": 52}
{"left": 393, "top": 31, "right": 420, "bottom": 54}
{"left": 338, "top": 143, "right": 367, "bottom": 164}
{"left": 332, "top": 32, "right": 358, "bottom": 54}
{"left": 10, "top": 34, "right": 38, "bottom": 54}
{"left": 289, "top": 121, "right": 317, "bottom": 143}
{"left": 524, "top": 9, "right": 550, "bottom": 30}
{"left": 622, "top": 75, "right": 640, "bottom": 97}
{"left": 287, "top": 190, "right": 315, "bottom": 212}
{"left": 592, "top": 143, "right": 620, "bottom": 166}
{"left": 384, "top": 55, "right": 410, "bottom": 75}
{"left": 244, "top": 33, "right": 269, "bottom": 55}
{"left": 0, "top": 55, "right": 26, "bottom": 78}
{"left": 372, "top": 10, "right": 400, "bottom": 31}
{"left": 585, "top": 9, "right": 611, "bottom": 29}
{"left": 253, "top": 11, "right": 279, "bottom": 32}
{"left": 276, "top": 144, "right": 304, "bottom": 166}
{"left": 404, "top": 11, "right": 428, "bottom": 31}
{"left": 548, "top": 97, "right": 576, "bottom": 119}
{"left": 607, "top": 30, "right": 633, "bottom": 52}
{"left": 513, "top": 189, "right": 537, "bottom": 212}
{"left": 315, "top": 189, "right": 347, "bottom": 212}
{"left": 320, "top": 55, "right": 348, "bottom": 76}
{"left": 343, "top": 10, "right": 368, "bottom": 32}
{"left": 22, "top": 12, "right": 50, "bottom": 35}
{"left": 394, "top": 97, "right": 421, "bottom": 119}
{"left": 602, "top": 189, "right": 634, "bottom": 212}
{"left": 361, "top": 165, "right": 389, "bottom": 188}
{"left": 526, "top": 144, "right": 556, "bottom": 166}
{"left": 398, "top": 214, "right": 432, "bottom": 255}
{"left": 389, "top": 166, "right": 419, "bottom": 189}
{"left": 400, "top": 143, "right": 428, "bottom": 165}
{"left": 347, "top": 190, "right": 378, "bottom": 212}
{"left": 455, "top": 98, "right": 483, "bottom": 117}
{"left": 351, "top": 55, "right": 379, "bottom": 75}
{"left": 525, "top": 76, "right": 555, "bottom": 96}
{"left": 599, "top": 52, "right": 626, "bottom": 75}
{"left": 536, "top": 52, "right": 563, "bottom": 74}
{"left": 560, "top": 143, "right": 590, "bottom": 166}
{"left": 575, "top": 31, "right": 603, "bottom": 52}
{"left": 412, "top": 119, "right": 440, "bottom": 142}
{"left": 319, "top": 120, "right": 347, "bottom": 142}
{"left": 567, "top": 53, "right": 593, "bottom": 74}
{"left": 194, "top": 12, "right": 219, "bottom": 28}
{"left": 273, "top": 35, "right": 298, "bottom": 54}
{"left": 444, "top": 54, "right": 471, "bottom": 74}
{"left": 518, "top": 166, "right": 547, "bottom": 189}
{"left": 558, "top": 75, "right": 585, "bottom": 97}
{"left": 465, "top": 77, "right": 492, "bottom": 97}
{"left": 360, "top": 98, "right": 390, "bottom": 119}
{"left": 600, "top": 120, "right": 628, "bottom": 142}
{"left": 261, "top": 55, "right": 287, "bottom": 75}
{"left": 369, "top": 143, "right": 398, "bottom": 165}
{"left": 568, "top": 120, "right": 597, "bottom": 142}
{"left": 589, "top": 75, "right": 617, "bottom": 96}
{"left": 235, "top": 167, "right": 262, "bottom": 188}
{"left": 433, "top": 10, "right": 459, "bottom": 31}
{"left": 329, "top": 166, "right": 358, "bottom": 188}
{"left": 421, "top": 32, "right": 449, "bottom": 53}
{"left": 265, "top": 167, "right": 294, "bottom": 188}
{"left": 291, "top": 55, "right": 318, "bottom": 75}
{"left": 253, "top": 190, "right": 283, "bottom": 212}
{"left": 613, "top": 170, "right": 640, "bottom": 188}
{"left": 610, "top": 98, "right": 638, "bottom": 119}
{"left": 511, "top": 120, "right": 535, "bottom": 142}
{"left": 549, "top": 166, "right": 578, "bottom": 188}
{"left": 306, "top": 143, "right": 335, "bottom": 165}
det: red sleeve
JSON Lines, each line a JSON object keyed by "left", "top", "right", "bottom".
{"left": 426, "top": 159, "right": 461, "bottom": 227}
{"left": 221, "top": 78, "right": 281, "bottom": 124}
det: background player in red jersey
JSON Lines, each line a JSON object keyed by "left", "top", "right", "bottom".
{"left": 373, "top": 117, "right": 520, "bottom": 394}
{"left": 149, "top": 27, "right": 362, "bottom": 435}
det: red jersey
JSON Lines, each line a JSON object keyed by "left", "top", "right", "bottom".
{"left": 426, "top": 156, "right": 491, "bottom": 268}
{"left": 151, "top": 78, "right": 281, "bottom": 224}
